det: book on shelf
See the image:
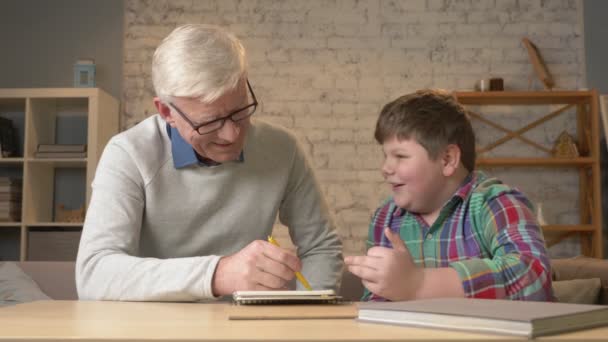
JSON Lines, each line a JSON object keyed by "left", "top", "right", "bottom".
{"left": 37, "top": 144, "right": 87, "bottom": 153}
{"left": 0, "top": 210, "right": 21, "bottom": 218}
{"left": 357, "top": 298, "right": 608, "bottom": 338}
{"left": 0, "top": 205, "right": 21, "bottom": 221}
{"left": 34, "top": 151, "right": 87, "bottom": 159}
{"left": 0, "top": 178, "right": 22, "bottom": 193}
{"left": 0, "top": 177, "right": 21, "bottom": 184}
{"left": 0, "top": 187, "right": 21, "bottom": 194}
{"left": 0, "top": 192, "right": 21, "bottom": 201}
{"left": 0, "top": 200, "right": 21, "bottom": 208}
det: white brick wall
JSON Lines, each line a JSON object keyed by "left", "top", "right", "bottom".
{"left": 123, "top": 0, "right": 586, "bottom": 256}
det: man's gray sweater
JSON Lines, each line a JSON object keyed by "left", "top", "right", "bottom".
{"left": 76, "top": 115, "right": 343, "bottom": 301}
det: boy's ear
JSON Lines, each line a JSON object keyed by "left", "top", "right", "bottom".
{"left": 441, "top": 144, "right": 462, "bottom": 177}
{"left": 154, "top": 97, "right": 176, "bottom": 126}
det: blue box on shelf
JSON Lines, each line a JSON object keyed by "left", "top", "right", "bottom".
{"left": 73, "top": 58, "right": 96, "bottom": 87}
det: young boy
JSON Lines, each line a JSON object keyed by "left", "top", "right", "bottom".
{"left": 345, "top": 89, "right": 553, "bottom": 302}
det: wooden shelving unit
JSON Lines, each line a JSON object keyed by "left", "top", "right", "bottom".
{"left": 0, "top": 88, "right": 118, "bottom": 261}
{"left": 454, "top": 90, "right": 603, "bottom": 258}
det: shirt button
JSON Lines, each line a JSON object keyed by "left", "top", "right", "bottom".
{"left": 425, "top": 233, "right": 433, "bottom": 240}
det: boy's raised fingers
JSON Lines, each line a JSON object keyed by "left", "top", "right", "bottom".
{"left": 345, "top": 255, "right": 376, "bottom": 267}
{"left": 384, "top": 227, "right": 407, "bottom": 251}
{"left": 347, "top": 264, "right": 378, "bottom": 283}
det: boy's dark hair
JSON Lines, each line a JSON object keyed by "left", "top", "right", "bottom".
{"left": 374, "top": 89, "right": 476, "bottom": 172}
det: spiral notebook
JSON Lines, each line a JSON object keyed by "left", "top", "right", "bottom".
{"left": 232, "top": 289, "right": 341, "bottom": 305}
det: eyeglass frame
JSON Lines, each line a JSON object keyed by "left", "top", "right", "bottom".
{"left": 168, "top": 80, "right": 258, "bottom": 135}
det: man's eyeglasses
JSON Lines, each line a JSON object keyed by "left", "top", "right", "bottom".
{"left": 169, "top": 80, "right": 258, "bottom": 135}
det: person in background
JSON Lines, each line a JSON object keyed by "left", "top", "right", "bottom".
{"left": 345, "top": 89, "right": 552, "bottom": 301}
{"left": 76, "top": 24, "right": 343, "bottom": 301}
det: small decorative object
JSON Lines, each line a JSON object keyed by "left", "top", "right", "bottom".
{"left": 475, "top": 79, "right": 489, "bottom": 92}
{"left": 73, "top": 58, "right": 96, "bottom": 87}
{"left": 55, "top": 204, "right": 85, "bottom": 222}
{"left": 489, "top": 77, "right": 504, "bottom": 91}
{"left": 536, "top": 202, "right": 547, "bottom": 226}
{"left": 522, "top": 37, "right": 555, "bottom": 90}
{"left": 475, "top": 78, "right": 504, "bottom": 92}
{"left": 552, "top": 131, "right": 579, "bottom": 158}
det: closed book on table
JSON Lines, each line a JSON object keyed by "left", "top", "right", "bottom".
{"left": 357, "top": 298, "right": 608, "bottom": 338}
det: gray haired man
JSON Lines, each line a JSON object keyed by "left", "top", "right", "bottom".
{"left": 76, "top": 24, "right": 343, "bottom": 301}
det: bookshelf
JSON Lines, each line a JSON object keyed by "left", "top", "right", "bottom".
{"left": 0, "top": 88, "right": 119, "bottom": 261}
{"left": 454, "top": 90, "right": 603, "bottom": 258}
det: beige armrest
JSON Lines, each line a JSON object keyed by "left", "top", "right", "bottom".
{"left": 16, "top": 262, "right": 77, "bottom": 300}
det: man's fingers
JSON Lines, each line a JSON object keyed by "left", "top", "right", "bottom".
{"left": 253, "top": 283, "right": 275, "bottom": 291}
{"left": 384, "top": 227, "right": 407, "bottom": 252}
{"left": 262, "top": 241, "right": 302, "bottom": 272}
{"left": 254, "top": 270, "right": 289, "bottom": 290}
{"left": 257, "top": 255, "right": 296, "bottom": 282}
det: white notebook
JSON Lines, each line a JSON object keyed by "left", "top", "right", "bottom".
{"left": 232, "top": 289, "right": 341, "bottom": 305}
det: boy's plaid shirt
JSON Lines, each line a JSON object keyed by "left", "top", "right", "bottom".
{"left": 363, "top": 171, "right": 553, "bottom": 302}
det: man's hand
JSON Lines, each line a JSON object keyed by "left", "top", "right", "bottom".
{"left": 344, "top": 228, "right": 424, "bottom": 301}
{"left": 211, "top": 240, "right": 302, "bottom": 296}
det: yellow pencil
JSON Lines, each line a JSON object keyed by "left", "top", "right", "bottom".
{"left": 267, "top": 235, "right": 312, "bottom": 291}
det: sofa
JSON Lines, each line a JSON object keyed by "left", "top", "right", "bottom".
{"left": 2, "top": 258, "right": 607, "bottom": 304}
{"left": 550, "top": 257, "right": 608, "bottom": 305}
{"left": 16, "top": 261, "right": 77, "bottom": 300}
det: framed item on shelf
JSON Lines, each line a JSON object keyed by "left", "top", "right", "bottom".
{"left": 601, "top": 95, "right": 608, "bottom": 150}
{"left": 55, "top": 204, "right": 85, "bottom": 223}
{"left": 522, "top": 37, "right": 555, "bottom": 90}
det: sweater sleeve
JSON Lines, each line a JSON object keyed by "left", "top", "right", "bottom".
{"left": 278, "top": 138, "right": 344, "bottom": 291}
{"left": 448, "top": 193, "right": 554, "bottom": 301}
{"left": 75, "top": 141, "right": 220, "bottom": 301}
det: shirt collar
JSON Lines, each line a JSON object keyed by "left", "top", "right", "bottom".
{"left": 166, "top": 124, "right": 244, "bottom": 168}
{"left": 452, "top": 171, "right": 476, "bottom": 202}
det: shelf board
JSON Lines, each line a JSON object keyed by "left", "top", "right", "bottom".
{"left": 0, "top": 222, "right": 21, "bottom": 227}
{"left": 0, "top": 87, "right": 106, "bottom": 99}
{"left": 542, "top": 225, "right": 594, "bottom": 232}
{"left": 476, "top": 157, "right": 595, "bottom": 167}
{"left": 454, "top": 91, "right": 594, "bottom": 105}
{"left": 26, "top": 222, "right": 83, "bottom": 227}
{"left": 27, "top": 158, "right": 87, "bottom": 167}
{"left": 0, "top": 157, "right": 24, "bottom": 164}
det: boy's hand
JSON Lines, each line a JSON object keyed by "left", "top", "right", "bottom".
{"left": 345, "top": 228, "right": 424, "bottom": 301}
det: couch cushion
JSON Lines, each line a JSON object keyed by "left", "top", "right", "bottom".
{"left": 551, "top": 257, "right": 608, "bottom": 305}
{"left": 0, "top": 262, "right": 51, "bottom": 306}
{"left": 16, "top": 261, "right": 77, "bottom": 300}
{"left": 552, "top": 278, "right": 601, "bottom": 304}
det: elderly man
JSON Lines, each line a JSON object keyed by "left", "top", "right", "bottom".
{"left": 76, "top": 24, "right": 343, "bottom": 301}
